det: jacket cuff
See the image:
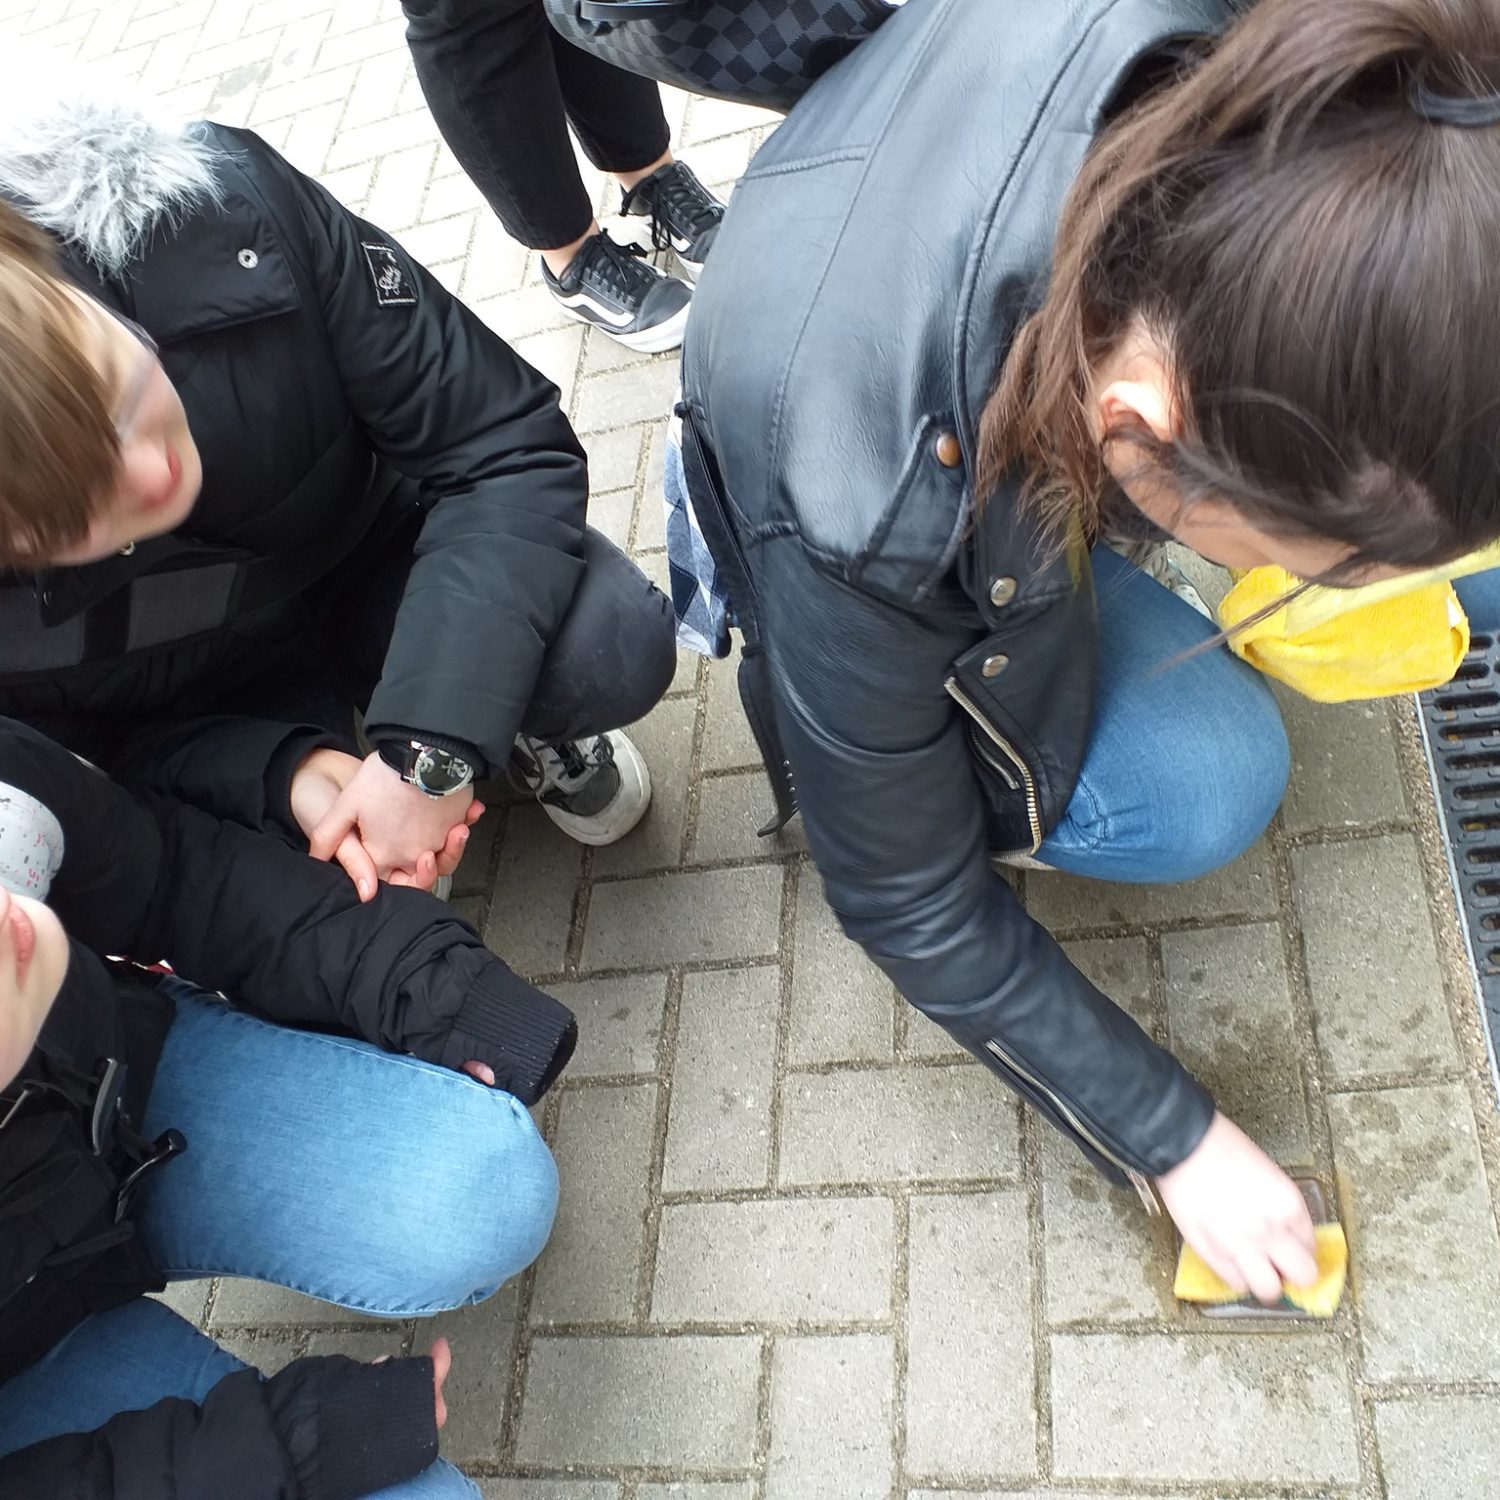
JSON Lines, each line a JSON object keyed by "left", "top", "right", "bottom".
{"left": 365, "top": 723, "right": 489, "bottom": 779}
{"left": 267, "top": 1355, "right": 437, "bottom": 1500}
{"left": 445, "top": 961, "right": 578, "bottom": 1105}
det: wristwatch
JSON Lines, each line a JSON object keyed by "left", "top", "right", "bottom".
{"left": 377, "top": 739, "right": 476, "bottom": 798}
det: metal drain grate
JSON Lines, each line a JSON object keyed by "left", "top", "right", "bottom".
{"left": 1418, "top": 631, "right": 1500, "bottom": 1101}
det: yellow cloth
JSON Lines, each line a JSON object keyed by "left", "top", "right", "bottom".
{"left": 1216, "top": 540, "right": 1500, "bottom": 702}
{"left": 1173, "top": 1223, "right": 1348, "bottom": 1318}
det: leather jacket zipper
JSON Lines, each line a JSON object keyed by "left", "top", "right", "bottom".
{"left": 983, "top": 1036, "right": 1161, "bottom": 1215}
{"left": 944, "top": 676, "right": 1043, "bottom": 854}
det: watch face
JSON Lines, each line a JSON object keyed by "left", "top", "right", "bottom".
{"left": 413, "top": 746, "right": 472, "bottom": 796}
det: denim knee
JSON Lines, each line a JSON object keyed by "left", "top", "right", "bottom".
{"left": 392, "top": 1089, "right": 560, "bottom": 1310}
{"left": 1166, "top": 673, "right": 1290, "bottom": 879}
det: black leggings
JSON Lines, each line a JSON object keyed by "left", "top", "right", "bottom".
{"left": 403, "top": 0, "right": 671, "bottom": 249}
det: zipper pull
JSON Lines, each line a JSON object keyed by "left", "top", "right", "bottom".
{"left": 1128, "top": 1169, "right": 1162, "bottom": 1216}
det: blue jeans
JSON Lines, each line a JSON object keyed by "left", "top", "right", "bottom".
{"left": 1032, "top": 545, "right": 1291, "bottom": 882}
{"left": 0, "top": 989, "right": 560, "bottom": 1497}
{"left": 1454, "top": 568, "right": 1500, "bottom": 632}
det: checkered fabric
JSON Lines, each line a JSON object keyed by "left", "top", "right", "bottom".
{"left": 663, "top": 405, "right": 733, "bottom": 658}
{"left": 544, "top": 0, "right": 894, "bottom": 112}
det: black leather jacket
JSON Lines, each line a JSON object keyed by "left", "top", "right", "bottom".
{"left": 682, "top": 0, "right": 1236, "bottom": 1187}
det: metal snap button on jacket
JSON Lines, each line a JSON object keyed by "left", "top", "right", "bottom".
{"left": 981, "top": 653, "right": 1010, "bottom": 678}
{"left": 989, "top": 576, "right": 1017, "bottom": 607}
{"left": 933, "top": 430, "right": 962, "bottom": 468}
{"left": 237, "top": 247, "right": 259, "bottom": 269}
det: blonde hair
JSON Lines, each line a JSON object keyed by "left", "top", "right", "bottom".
{"left": 0, "top": 199, "right": 116, "bottom": 566}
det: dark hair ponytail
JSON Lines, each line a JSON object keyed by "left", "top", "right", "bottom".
{"left": 981, "top": 0, "right": 1500, "bottom": 573}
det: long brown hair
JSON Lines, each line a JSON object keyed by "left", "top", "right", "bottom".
{"left": 0, "top": 199, "right": 116, "bottom": 567}
{"left": 980, "top": 0, "right": 1500, "bottom": 576}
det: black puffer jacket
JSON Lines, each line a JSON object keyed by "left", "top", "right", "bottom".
{"left": 0, "top": 115, "right": 589, "bottom": 783}
{"left": 0, "top": 719, "right": 575, "bottom": 1497}
{"left": 682, "top": 0, "right": 1237, "bottom": 1191}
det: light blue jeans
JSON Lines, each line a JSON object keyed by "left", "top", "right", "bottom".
{"left": 1033, "top": 544, "right": 1292, "bottom": 882}
{"left": 1034, "top": 557, "right": 1500, "bottom": 882}
{"left": 0, "top": 988, "right": 560, "bottom": 1498}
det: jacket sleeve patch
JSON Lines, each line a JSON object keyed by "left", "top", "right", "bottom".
{"left": 360, "top": 240, "right": 418, "bottom": 307}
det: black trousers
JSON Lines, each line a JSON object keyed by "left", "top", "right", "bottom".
{"left": 403, "top": 0, "right": 671, "bottom": 249}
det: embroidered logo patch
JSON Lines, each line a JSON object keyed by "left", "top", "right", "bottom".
{"left": 360, "top": 241, "right": 417, "bottom": 307}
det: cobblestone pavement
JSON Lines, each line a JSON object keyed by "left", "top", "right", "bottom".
{"left": 10, "top": 2, "right": 1500, "bottom": 1496}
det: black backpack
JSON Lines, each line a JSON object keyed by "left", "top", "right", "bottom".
{"left": 543, "top": 0, "right": 899, "bottom": 112}
{"left": 0, "top": 964, "right": 179, "bottom": 1383}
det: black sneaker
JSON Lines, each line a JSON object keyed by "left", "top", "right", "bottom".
{"left": 541, "top": 231, "right": 692, "bottom": 353}
{"left": 621, "top": 161, "right": 725, "bottom": 283}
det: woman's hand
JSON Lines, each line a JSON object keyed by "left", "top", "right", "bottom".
{"left": 1155, "top": 1111, "right": 1318, "bottom": 1305}
{"left": 293, "top": 749, "right": 482, "bottom": 900}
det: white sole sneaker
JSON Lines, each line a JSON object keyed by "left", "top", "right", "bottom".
{"left": 541, "top": 729, "right": 653, "bottom": 846}
{"left": 605, "top": 298, "right": 691, "bottom": 354}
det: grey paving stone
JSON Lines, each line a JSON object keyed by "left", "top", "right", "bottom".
{"left": 1277, "top": 689, "right": 1406, "bottom": 834}
{"left": 901, "top": 1007, "right": 970, "bottom": 1059}
{"left": 635, "top": 424, "right": 667, "bottom": 553}
{"left": 662, "top": 965, "right": 779, "bottom": 1192}
{"left": 766, "top": 1334, "right": 895, "bottom": 1500}
{"left": 472, "top": 284, "right": 569, "bottom": 345}
{"left": 652, "top": 1197, "right": 894, "bottom": 1324}
{"left": 583, "top": 322, "right": 661, "bottom": 374}
{"left": 1328, "top": 1084, "right": 1500, "bottom": 1381}
{"left": 214, "top": 1329, "right": 299, "bottom": 1375}
{"left": 450, "top": 797, "right": 503, "bottom": 898}
{"left": 1375, "top": 1396, "right": 1500, "bottom": 1500}
{"left": 636, "top": 1487, "right": 755, "bottom": 1500}
{"left": 910, "top": 1493, "right": 1199, "bottom": 1500}
{"left": 1026, "top": 842, "right": 1278, "bottom": 932}
{"left": 516, "top": 1335, "right": 761, "bottom": 1468}
{"left": 153, "top": 1278, "right": 211, "bottom": 1326}
{"left": 1292, "top": 836, "right": 1458, "bottom": 1081}
{"left": 689, "top": 770, "right": 807, "bottom": 865}
{"left": 209, "top": 1278, "right": 383, "bottom": 1329}
{"left": 581, "top": 866, "right": 784, "bottom": 970}
{"left": 451, "top": 894, "right": 486, "bottom": 930}
{"left": 906, "top": 1190, "right": 1037, "bottom": 1480}
{"left": 486, "top": 805, "right": 583, "bottom": 977}
{"left": 480, "top": 1485, "right": 619, "bottom": 1500}
{"left": 575, "top": 359, "right": 681, "bottom": 435}
{"left": 702, "top": 656, "right": 761, "bottom": 771}
{"left": 511, "top": 326, "right": 585, "bottom": 412}
{"left": 1162, "top": 924, "right": 1314, "bottom": 1165}
{"left": 587, "top": 487, "right": 636, "bottom": 552}
{"left": 594, "top": 699, "right": 696, "bottom": 877}
{"left": 583, "top": 424, "right": 647, "bottom": 494}
{"left": 427, "top": 1284, "right": 521, "bottom": 1468}
{"left": 531, "top": 1083, "right": 657, "bottom": 1324}
{"left": 684, "top": 95, "right": 782, "bottom": 143}
{"left": 546, "top": 972, "right": 667, "bottom": 1078}
{"left": 1040, "top": 1129, "right": 1169, "bottom": 1325}
{"left": 780, "top": 1064, "right": 1020, "bottom": 1185}
{"left": 1064, "top": 935, "right": 1157, "bottom": 1028}
{"left": 787, "top": 872, "right": 896, "bottom": 1065}
{"left": 303, "top": 1326, "right": 410, "bottom": 1360}
{"left": 1051, "top": 1332, "right": 1359, "bottom": 1483}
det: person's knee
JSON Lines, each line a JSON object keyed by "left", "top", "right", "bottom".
{"left": 378, "top": 1088, "right": 559, "bottom": 1311}
{"left": 1167, "top": 674, "right": 1290, "bottom": 879}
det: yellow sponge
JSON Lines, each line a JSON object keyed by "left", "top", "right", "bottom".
{"left": 1174, "top": 1223, "right": 1348, "bottom": 1318}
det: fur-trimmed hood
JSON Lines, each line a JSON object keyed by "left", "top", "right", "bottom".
{"left": 0, "top": 79, "right": 219, "bottom": 276}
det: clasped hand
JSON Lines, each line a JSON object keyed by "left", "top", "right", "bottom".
{"left": 290, "top": 748, "right": 483, "bottom": 901}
